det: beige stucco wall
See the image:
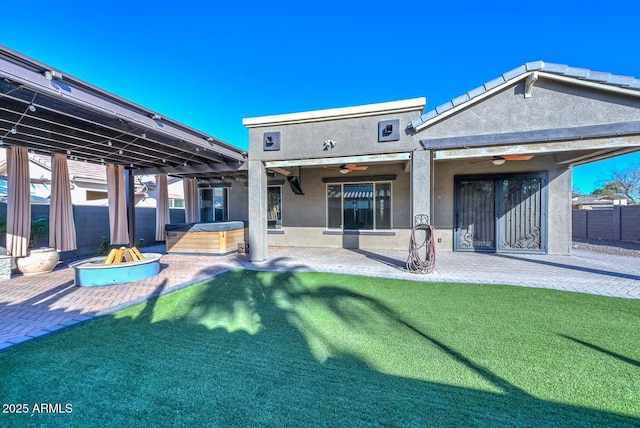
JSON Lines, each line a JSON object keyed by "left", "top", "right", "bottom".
{"left": 266, "top": 162, "right": 412, "bottom": 250}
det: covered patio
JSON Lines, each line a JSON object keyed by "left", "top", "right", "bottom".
{"left": 0, "top": 45, "right": 247, "bottom": 262}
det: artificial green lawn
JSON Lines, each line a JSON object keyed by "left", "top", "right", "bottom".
{"left": 1, "top": 270, "right": 639, "bottom": 427}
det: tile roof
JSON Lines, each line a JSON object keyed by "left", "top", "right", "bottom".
{"left": 411, "top": 61, "right": 640, "bottom": 130}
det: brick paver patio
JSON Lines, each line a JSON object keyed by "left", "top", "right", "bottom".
{"left": 1, "top": 246, "right": 638, "bottom": 351}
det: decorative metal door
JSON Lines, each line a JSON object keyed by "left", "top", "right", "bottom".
{"left": 455, "top": 179, "right": 496, "bottom": 251}
{"left": 497, "top": 177, "right": 544, "bottom": 251}
{"left": 455, "top": 174, "right": 547, "bottom": 253}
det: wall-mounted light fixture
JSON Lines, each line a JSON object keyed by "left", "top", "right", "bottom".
{"left": 323, "top": 139, "right": 336, "bottom": 150}
{"left": 492, "top": 157, "right": 506, "bottom": 165}
{"left": 150, "top": 114, "right": 162, "bottom": 121}
{"left": 44, "top": 70, "right": 63, "bottom": 81}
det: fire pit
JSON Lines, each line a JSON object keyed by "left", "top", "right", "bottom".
{"left": 70, "top": 248, "right": 162, "bottom": 287}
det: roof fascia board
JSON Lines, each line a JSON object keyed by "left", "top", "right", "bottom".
{"left": 243, "top": 98, "right": 426, "bottom": 128}
{"left": 537, "top": 72, "right": 640, "bottom": 98}
{"left": 411, "top": 74, "right": 529, "bottom": 132}
{"left": 134, "top": 161, "right": 247, "bottom": 176}
{"left": 412, "top": 69, "right": 640, "bottom": 133}
{"left": 433, "top": 135, "right": 640, "bottom": 160}
{"left": 265, "top": 152, "right": 412, "bottom": 168}
{"left": 420, "top": 120, "right": 640, "bottom": 150}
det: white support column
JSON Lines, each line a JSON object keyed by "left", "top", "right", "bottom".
{"left": 248, "top": 160, "right": 268, "bottom": 262}
{"left": 411, "top": 150, "right": 432, "bottom": 225}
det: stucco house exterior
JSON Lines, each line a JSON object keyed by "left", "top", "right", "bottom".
{"left": 243, "top": 61, "right": 640, "bottom": 262}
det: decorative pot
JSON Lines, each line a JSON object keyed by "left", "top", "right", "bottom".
{"left": 16, "top": 248, "right": 60, "bottom": 276}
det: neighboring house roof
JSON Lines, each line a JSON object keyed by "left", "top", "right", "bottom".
{"left": 410, "top": 61, "right": 640, "bottom": 131}
{"left": 572, "top": 195, "right": 628, "bottom": 209}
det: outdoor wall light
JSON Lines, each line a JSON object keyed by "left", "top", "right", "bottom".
{"left": 323, "top": 139, "right": 336, "bottom": 149}
{"left": 340, "top": 168, "right": 351, "bottom": 174}
{"left": 492, "top": 157, "right": 506, "bottom": 165}
{"left": 44, "top": 70, "right": 63, "bottom": 81}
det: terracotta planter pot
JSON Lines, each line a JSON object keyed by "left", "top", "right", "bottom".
{"left": 16, "top": 248, "right": 60, "bottom": 276}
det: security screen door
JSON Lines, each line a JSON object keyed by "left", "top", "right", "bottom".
{"left": 455, "top": 173, "right": 547, "bottom": 253}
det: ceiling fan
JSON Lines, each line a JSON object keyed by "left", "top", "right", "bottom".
{"left": 471, "top": 155, "right": 534, "bottom": 165}
{"left": 339, "top": 163, "right": 368, "bottom": 174}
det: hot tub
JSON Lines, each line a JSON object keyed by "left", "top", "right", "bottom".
{"left": 165, "top": 221, "right": 247, "bottom": 255}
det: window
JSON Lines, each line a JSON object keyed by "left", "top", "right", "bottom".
{"left": 169, "top": 198, "right": 185, "bottom": 208}
{"left": 199, "top": 187, "right": 228, "bottom": 222}
{"left": 327, "top": 182, "right": 392, "bottom": 230}
{"left": 267, "top": 186, "right": 282, "bottom": 229}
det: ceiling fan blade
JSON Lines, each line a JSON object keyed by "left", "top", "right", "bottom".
{"left": 503, "top": 155, "right": 534, "bottom": 161}
{"left": 344, "top": 163, "right": 368, "bottom": 171}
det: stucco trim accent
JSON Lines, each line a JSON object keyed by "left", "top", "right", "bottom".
{"left": 423, "top": 121, "right": 640, "bottom": 152}
{"left": 322, "top": 175, "right": 397, "bottom": 183}
{"left": 265, "top": 153, "right": 411, "bottom": 168}
{"left": 243, "top": 98, "right": 426, "bottom": 127}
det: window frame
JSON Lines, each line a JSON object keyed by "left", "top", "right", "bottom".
{"left": 326, "top": 181, "right": 393, "bottom": 231}
{"left": 267, "top": 185, "right": 283, "bottom": 230}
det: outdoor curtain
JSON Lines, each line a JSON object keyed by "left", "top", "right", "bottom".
{"left": 106, "top": 164, "right": 129, "bottom": 245}
{"left": 49, "top": 153, "right": 77, "bottom": 251}
{"left": 6, "top": 146, "right": 31, "bottom": 257}
{"left": 183, "top": 178, "right": 198, "bottom": 223}
{"left": 155, "top": 174, "right": 170, "bottom": 241}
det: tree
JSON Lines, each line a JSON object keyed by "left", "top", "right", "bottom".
{"left": 592, "top": 164, "right": 640, "bottom": 204}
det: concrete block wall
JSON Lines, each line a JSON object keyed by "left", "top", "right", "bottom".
{"left": 584, "top": 210, "right": 613, "bottom": 240}
{"left": 572, "top": 206, "right": 640, "bottom": 242}
{"left": 572, "top": 210, "right": 588, "bottom": 238}
{"left": 0, "top": 203, "right": 186, "bottom": 260}
{"left": 621, "top": 205, "right": 640, "bottom": 242}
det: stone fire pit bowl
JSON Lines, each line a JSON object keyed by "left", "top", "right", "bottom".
{"left": 70, "top": 253, "right": 162, "bottom": 287}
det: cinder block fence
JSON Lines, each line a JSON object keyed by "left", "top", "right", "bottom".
{"left": 572, "top": 205, "right": 640, "bottom": 242}
{"left": 0, "top": 203, "right": 185, "bottom": 260}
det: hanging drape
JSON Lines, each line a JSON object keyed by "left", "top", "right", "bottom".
{"left": 155, "top": 174, "right": 170, "bottom": 241}
{"left": 49, "top": 154, "right": 77, "bottom": 251}
{"left": 6, "top": 147, "right": 31, "bottom": 257}
{"left": 106, "top": 164, "right": 129, "bottom": 245}
{"left": 183, "top": 178, "right": 199, "bottom": 223}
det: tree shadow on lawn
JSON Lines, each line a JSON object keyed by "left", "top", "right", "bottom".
{"left": 1, "top": 267, "right": 639, "bottom": 427}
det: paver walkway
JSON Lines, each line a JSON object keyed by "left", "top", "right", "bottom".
{"left": 1, "top": 246, "right": 638, "bottom": 351}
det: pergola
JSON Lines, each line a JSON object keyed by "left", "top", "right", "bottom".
{"left": 0, "top": 45, "right": 246, "bottom": 251}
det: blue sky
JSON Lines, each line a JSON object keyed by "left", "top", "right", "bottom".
{"left": 2, "top": 0, "right": 639, "bottom": 193}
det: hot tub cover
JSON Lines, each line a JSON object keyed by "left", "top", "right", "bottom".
{"left": 165, "top": 221, "right": 246, "bottom": 233}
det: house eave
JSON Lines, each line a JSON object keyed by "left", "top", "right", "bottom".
{"left": 243, "top": 98, "right": 426, "bottom": 128}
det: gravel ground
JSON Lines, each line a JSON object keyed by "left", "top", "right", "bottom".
{"left": 572, "top": 238, "right": 640, "bottom": 257}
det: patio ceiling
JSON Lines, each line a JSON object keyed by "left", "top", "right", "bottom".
{"left": 0, "top": 46, "right": 247, "bottom": 182}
